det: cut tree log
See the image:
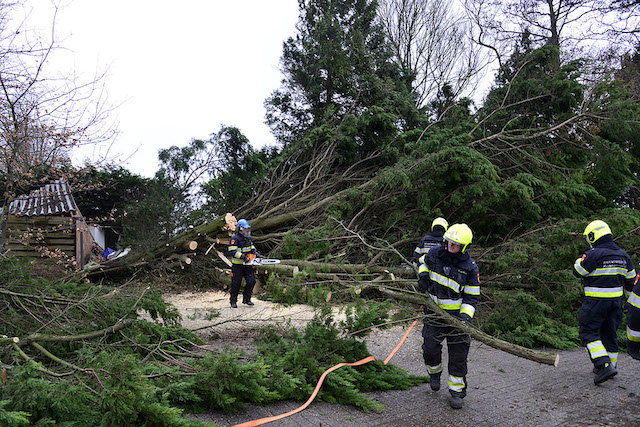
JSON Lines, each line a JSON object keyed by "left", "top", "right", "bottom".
{"left": 255, "top": 263, "right": 301, "bottom": 277}
{"left": 168, "top": 254, "right": 192, "bottom": 265}
{"left": 378, "top": 287, "right": 560, "bottom": 367}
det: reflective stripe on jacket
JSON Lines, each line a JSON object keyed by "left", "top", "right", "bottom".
{"left": 228, "top": 232, "right": 256, "bottom": 265}
{"left": 413, "top": 231, "right": 445, "bottom": 264}
{"left": 418, "top": 245, "right": 480, "bottom": 319}
{"left": 572, "top": 238, "right": 636, "bottom": 299}
{"left": 627, "top": 282, "right": 640, "bottom": 343}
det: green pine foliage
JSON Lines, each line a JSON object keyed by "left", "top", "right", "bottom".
{"left": 476, "top": 209, "right": 640, "bottom": 348}
{"left": 265, "top": 0, "right": 418, "bottom": 146}
{"left": 1, "top": 358, "right": 209, "bottom": 427}
{"left": 0, "top": 400, "right": 30, "bottom": 426}
{"left": 254, "top": 303, "right": 427, "bottom": 412}
{"left": 480, "top": 291, "right": 580, "bottom": 349}
{"left": 260, "top": 272, "right": 350, "bottom": 307}
{"left": 0, "top": 258, "right": 428, "bottom": 424}
{"left": 184, "top": 351, "right": 296, "bottom": 412}
{"left": 0, "top": 258, "right": 209, "bottom": 426}
{"left": 276, "top": 224, "right": 338, "bottom": 260}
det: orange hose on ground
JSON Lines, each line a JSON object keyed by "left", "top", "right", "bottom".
{"left": 233, "top": 356, "right": 376, "bottom": 427}
{"left": 384, "top": 317, "right": 419, "bottom": 365}
{"left": 232, "top": 315, "right": 420, "bottom": 427}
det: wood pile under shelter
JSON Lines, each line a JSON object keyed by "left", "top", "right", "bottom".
{"left": 1, "top": 179, "right": 93, "bottom": 268}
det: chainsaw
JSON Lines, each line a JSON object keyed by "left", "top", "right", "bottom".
{"left": 244, "top": 254, "right": 280, "bottom": 266}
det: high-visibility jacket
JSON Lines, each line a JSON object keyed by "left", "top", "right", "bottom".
{"left": 413, "top": 230, "right": 445, "bottom": 264}
{"left": 627, "top": 281, "right": 640, "bottom": 359}
{"left": 227, "top": 232, "right": 256, "bottom": 265}
{"left": 418, "top": 245, "right": 480, "bottom": 320}
{"left": 572, "top": 237, "right": 636, "bottom": 299}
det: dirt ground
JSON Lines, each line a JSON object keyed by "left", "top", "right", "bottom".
{"left": 163, "top": 290, "right": 344, "bottom": 352}
{"left": 165, "top": 290, "right": 323, "bottom": 335}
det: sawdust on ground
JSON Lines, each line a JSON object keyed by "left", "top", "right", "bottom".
{"left": 162, "top": 291, "right": 344, "bottom": 351}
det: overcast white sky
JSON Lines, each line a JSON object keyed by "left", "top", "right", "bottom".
{"left": 24, "top": 0, "right": 299, "bottom": 177}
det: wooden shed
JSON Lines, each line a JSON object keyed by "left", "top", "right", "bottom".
{"left": 2, "top": 179, "right": 94, "bottom": 268}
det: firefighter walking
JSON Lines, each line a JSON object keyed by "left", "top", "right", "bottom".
{"left": 572, "top": 220, "right": 637, "bottom": 384}
{"left": 417, "top": 223, "right": 480, "bottom": 409}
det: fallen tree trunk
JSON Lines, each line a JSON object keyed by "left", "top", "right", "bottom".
{"left": 257, "top": 263, "right": 415, "bottom": 285}
{"left": 278, "top": 259, "right": 416, "bottom": 279}
{"left": 378, "top": 287, "right": 560, "bottom": 367}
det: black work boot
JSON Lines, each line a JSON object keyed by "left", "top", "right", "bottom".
{"left": 594, "top": 363, "right": 617, "bottom": 385}
{"left": 230, "top": 301, "right": 238, "bottom": 308}
{"left": 429, "top": 373, "right": 441, "bottom": 391}
{"left": 449, "top": 394, "right": 464, "bottom": 409}
{"left": 242, "top": 299, "right": 254, "bottom": 306}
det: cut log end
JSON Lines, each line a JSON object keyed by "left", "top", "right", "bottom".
{"left": 168, "top": 254, "right": 192, "bottom": 265}
{"left": 553, "top": 354, "right": 560, "bottom": 367}
{"left": 224, "top": 213, "right": 237, "bottom": 232}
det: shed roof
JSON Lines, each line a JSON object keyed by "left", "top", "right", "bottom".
{"left": 8, "top": 179, "right": 78, "bottom": 217}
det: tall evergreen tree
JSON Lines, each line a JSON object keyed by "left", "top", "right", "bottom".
{"left": 265, "top": 0, "right": 418, "bottom": 145}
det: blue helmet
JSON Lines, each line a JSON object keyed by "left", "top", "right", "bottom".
{"left": 238, "top": 219, "right": 250, "bottom": 229}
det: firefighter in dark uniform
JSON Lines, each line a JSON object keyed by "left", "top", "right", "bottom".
{"left": 417, "top": 223, "right": 480, "bottom": 409}
{"left": 572, "top": 220, "right": 637, "bottom": 384}
{"left": 627, "top": 279, "right": 640, "bottom": 360}
{"left": 227, "top": 219, "right": 257, "bottom": 308}
{"left": 413, "top": 217, "right": 448, "bottom": 265}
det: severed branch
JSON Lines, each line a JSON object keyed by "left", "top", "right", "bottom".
{"left": 20, "top": 318, "right": 134, "bottom": 345}
{"left": 378, "top": 286, "right": 559, "bottom": 367}
{"left": 30, "top": 342, "right": 89, "bottom": 373}
{"left": 11, "top": 342, "right": 75, "bottom": 378}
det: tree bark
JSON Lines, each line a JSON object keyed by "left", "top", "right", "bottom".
{"left": 378, "top": 287, "right": 559, "bottom": 367}
{"left": 20, "top": 318, "right": 134, "bottom": 345}
{"left": 278, "top": 259, "right": 416, "bottom": 279}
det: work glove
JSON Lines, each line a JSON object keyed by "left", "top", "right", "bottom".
{"left": 418, "top": 277, "right": 429, "bottom": 293}
{"left": 459, "top": 314, "right": 472, "bottom": 325}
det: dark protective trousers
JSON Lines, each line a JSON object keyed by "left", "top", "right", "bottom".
{"left": 628, "top": 297, "right": 640, "bottom": 360}
{"left": 578, "top": 297, "right": 623, "bottom": 367}
{"left": 230, "top": 264, "right": 256, "bottom": 304}
{"left": 629, "top": 336, "right": 640, "bottom": 360}
{"left": 422, "top": 311, "right": 471, "bottom": 398}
